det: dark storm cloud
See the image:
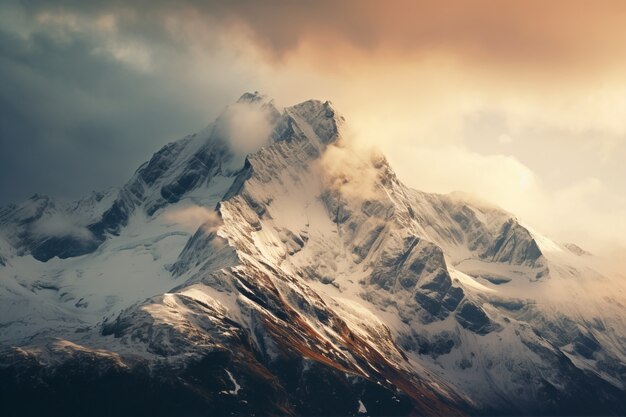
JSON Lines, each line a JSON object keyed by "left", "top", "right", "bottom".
{"left": 0, "top": 1, "right": 237, "bottom": 205}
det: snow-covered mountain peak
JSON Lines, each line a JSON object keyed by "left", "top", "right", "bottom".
{"left": 279, "top": 99, "right": 345, "bottom": 146}
{"left": 236, "top": 90, "right": 269, "bottom": 104}
{"left": 1, "top": 95, "right": 625, "bottom": 416}
{"left": 1, "top": 193, "right": 56, "bottom": 223}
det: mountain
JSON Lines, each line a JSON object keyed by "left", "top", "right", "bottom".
{"left": 1, "top": 93, "right": 625, "bottom": 416}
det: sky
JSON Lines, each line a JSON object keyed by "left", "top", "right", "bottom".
{"left": 1, "top": 0, "right": 626, "bottom": 254}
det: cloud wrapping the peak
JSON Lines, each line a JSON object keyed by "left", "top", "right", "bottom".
{"left": 219, "top": 99, "right": 276, "bottom": 156}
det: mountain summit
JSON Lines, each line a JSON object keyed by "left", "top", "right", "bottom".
{"left": 1, "top": 94, "right": 625, "bottom": 416}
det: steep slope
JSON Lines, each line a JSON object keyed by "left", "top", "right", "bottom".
{"left": 0, "top": 93, "right": 625, "bottom": 416}
{"left": 0, "top": 93, "right": 280, "bottom": 263}
{"left": 96, "top": 99, "right": 470, "bottom": 415}
{"left": 89, "top": 92, "right": 280, "bottom": 241}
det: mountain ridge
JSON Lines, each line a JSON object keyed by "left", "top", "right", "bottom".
{"left": 1, "top": 93, "right": 625, "bottom": 416}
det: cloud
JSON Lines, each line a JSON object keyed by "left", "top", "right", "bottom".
{"left": 163, "top": 205, "right": 223, "bottom": 233}
{"left": 175, "top": 0, "right": 626, "bottom": 75}
{"left": 547, "top": 178, "right": 626, "bottom": 252}
{"left": 219, "top": 100, "right": 275, "bottom": 156}
{"left": 0, "top": 2, "right": 237, "bottom": 205}
{"left": 18, "top": 1, "right": 626, "bottom": 75}
{"left": 315, "top": 134, "right": 383, "bottom": 201}
{"left": 387, "top": 144, "right": 537, "bottom": 210}
{"left": 386, "top": 144, "right": 626, "bottom": 254}
{"left": 30, "top": 213, "right": 94, "bottom": 241}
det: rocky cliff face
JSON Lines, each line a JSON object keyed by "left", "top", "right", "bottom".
{"left": 1, "top": 93, "right": 625, "bottom": 416}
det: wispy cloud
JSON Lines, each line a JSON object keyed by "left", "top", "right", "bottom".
{"left": 30, "top": 213, "right": 94, "bottom": 241}
{"left": 219, "top": 100, "right": 275, "bottom": 156}
{"left": 163, "top": 205, "right": 223, "bottom": 233}
{"left": 316, "top": 142, "right": 381, "bottom": 201}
